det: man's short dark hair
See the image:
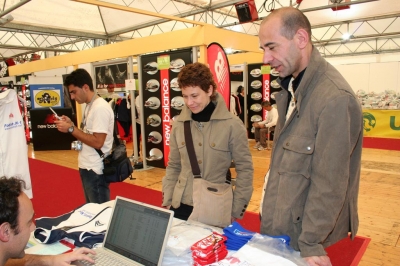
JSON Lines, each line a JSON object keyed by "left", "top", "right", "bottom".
{"left": 64, "top": 68, "right": 94, "bottom": 91}
{"left": 261, "top": 100, "right": 272, "bottom": 107}
{"left": 0, "top": 177, "right": 25, "bottom": 234}
{"left": 279, "top": 7, "right": 312, "bottom": 41}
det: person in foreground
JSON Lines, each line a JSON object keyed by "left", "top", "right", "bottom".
{"left": 1, "top": 177, "right": 95, "bottom": 266}
{"left": 258, "top": 7, "right": 363, "bottom": 266}
{"left": 55, "top": 68, "right": 114, "bottom": 204}
{"left": 162, "top": 62, "right": 254, "bottom": 221}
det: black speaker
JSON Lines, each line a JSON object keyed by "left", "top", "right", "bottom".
{"left": 235, "top": 0, "right": 258, "bottom": 24}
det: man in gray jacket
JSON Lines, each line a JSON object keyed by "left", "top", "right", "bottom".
{"left": 258, "top": 7, "right": 363, "bottom": 266}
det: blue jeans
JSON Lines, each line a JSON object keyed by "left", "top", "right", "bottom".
{"left": 79, "top": 168, "right": 110, "bottom": 203}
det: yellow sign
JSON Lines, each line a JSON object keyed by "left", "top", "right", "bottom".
{"left": 261, "top": 65, "right": 270, "bottom": 75}
{"left": 34, "top": 90, "right": 60, "bottom": 107}
{"left": 363, "top": 109, "right": 400, "bottom": 139}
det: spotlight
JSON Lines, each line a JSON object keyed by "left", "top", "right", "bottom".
{"left": 225, "top": 48, "right": 233, "bottom": 54}
{"left": 342, "top": 33, "right": 351, "bottom": 41}
{"left": 0, "top": 14, "right": 14, "bottom": 25}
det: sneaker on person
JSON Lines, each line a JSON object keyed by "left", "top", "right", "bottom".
{"left": 258, "top": 146, "right": 269, "bottom": 151}
{"left": 253, "top": 142, "right": 261, "bottom": 149}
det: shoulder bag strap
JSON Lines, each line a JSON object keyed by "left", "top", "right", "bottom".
{"left": 184, "top": 121, "right": 201, "bottom": 178}
{"left": 95, "top": 122, "right": 120, "bottom": 159}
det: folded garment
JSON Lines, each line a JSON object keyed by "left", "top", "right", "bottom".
{"left": 34, "top": 203, "right": 112, "bottom": 248}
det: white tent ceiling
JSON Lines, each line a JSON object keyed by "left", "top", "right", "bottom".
{"left": 0, "top": 0, "right": 399, "bottom": 62}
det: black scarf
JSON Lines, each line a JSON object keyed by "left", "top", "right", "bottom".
{"left": 191, "top": 101, "right": 215, "bottom": 122}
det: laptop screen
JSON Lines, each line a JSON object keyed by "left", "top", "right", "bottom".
{"left": 103, "top": 198, "right": 172, "bottom": 266}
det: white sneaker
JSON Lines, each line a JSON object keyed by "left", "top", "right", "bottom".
{"left": 253, "top": 142, "right": 261, "bottom": 149}
{"left": 258, "top": 146, "right": 269, "bottom": 151}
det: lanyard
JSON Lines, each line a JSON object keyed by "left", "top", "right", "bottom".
{"left": 81, "top": 94, "right": 98, "bottom": 129}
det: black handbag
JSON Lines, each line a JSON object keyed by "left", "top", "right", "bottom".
{"left": 95, "top": 128, "right": 134, "bottom": 183}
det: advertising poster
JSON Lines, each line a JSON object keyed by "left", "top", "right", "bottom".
{"left": 30, "top": 84, "right": 64, "bottom": 109}
{"left": 247, "top": 63, "right": 280, "bottom": 138}
{"left": 363, "top": 110, "right": 400, "bottom": 138}
{"left": 207, "top": 42, "right": 230, "bottom": 108}
{"left": 141, "top": 49, "right": 192, "bottom": 169}
{"left": 95, "top": 63, "right": 128, "bottom": 89}
{"left": 362, "top": 109, "right": 400, "bottom": 150}
{"left": 30, "top": 108, "right": 76, "bottom": 151}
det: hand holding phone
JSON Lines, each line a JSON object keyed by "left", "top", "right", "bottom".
{"left": 49, "top": 107, "right": 62, "bottom": 120}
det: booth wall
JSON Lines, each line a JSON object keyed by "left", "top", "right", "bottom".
{"left": 326, "top": 53, "right": 400, "bottom": 94}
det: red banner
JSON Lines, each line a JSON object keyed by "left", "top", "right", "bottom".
{"left": 262, "top": 67, "right": 270, "bottom": 120}
{"left": 159, "top": 56, "right": 171, "bottom": 167}
{"left": 22, "top": 85, "right": 30, "bottom": 142}
{"left": 207, "top": 43, "right": 230, "bottom": 108}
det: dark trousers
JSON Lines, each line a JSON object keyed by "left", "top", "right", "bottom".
{"left": 170, "top": 203, "right": 193, "bottom": 220}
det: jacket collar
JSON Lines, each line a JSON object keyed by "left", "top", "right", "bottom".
{"left": 178, "top": 92, "right": 232, "bottom": 122}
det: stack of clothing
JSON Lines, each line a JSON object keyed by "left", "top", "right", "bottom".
{"left": 223, "top": 222, "right": 291, "bottom": 251}
{"left": 191, "top": 232, "right": 228, "bottom": 265}
{"left": 223, "top": 222, "right": 255, "bottom": 251}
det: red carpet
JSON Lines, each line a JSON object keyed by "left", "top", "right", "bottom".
{"left": 28, "top": 158, "right": 370, "bottom": 265}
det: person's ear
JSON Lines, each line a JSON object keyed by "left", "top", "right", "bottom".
{"left": 207, "top": 85, "right": 213, "bottom": 97}
{"left": 295, "top": 28, "right": 309, "bottom": 49}
{"left": 82, "top": 84, "right": 90, "bottom": 92}
{"left": 0, "top": 223, "right": 11, "bottom": 242}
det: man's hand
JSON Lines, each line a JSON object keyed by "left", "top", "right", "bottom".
{"left": 49, "top": 247, "right": 96, "bottom": 265}
{"left": 54, "top": 115, "right": 73, "bottom": 133}
{"left": 304, "top": 255, "right": 332, "bottom": 266}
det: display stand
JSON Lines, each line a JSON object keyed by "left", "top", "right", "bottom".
{"left": 30, "top": 108, "right": 77, "bottom": 151}
{"left": 247, "top": 63, "right": 281, "bottom": 139}
{"left": 139, "top": 48, "right": 194, "bottom": 169}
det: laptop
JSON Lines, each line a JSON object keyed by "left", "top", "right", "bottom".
{"left": 73, "top": 196, "right": 174, "bottom": 266}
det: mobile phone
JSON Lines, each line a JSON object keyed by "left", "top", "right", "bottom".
{"left": 49, "top": 107, "right": 61, "bottom": 120}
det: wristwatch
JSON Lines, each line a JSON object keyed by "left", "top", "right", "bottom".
{"left": 68, "top": 122, "right": 75, "bottom": 134}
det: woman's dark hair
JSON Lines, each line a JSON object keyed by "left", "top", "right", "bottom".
{"left": 64, "top": 68, "right": 94, "bottom": 91}
{"left": 0, "top": 177, "right": 26, "bottom": 234}
{"left": 177, "top": 62, "right": 217, "bottom": 101}
{"left": 237, "top": 85, "right": 244, "bottom": 94}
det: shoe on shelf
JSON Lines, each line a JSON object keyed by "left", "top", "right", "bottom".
{"left": 253, "top": 142, "right": 261, "bottom": 149}
{"left": 258, "top": 146, "right": 269, "bottom": 151}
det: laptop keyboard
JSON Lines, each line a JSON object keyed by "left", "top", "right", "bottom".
{"left": 79, "top": 248, "right": 140, "bottom": 266}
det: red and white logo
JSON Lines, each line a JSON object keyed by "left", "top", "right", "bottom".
{"left": 262, "top": 67, "right": 270, "bottom": 120}
{"left": 207, "top": 43, "right": 230, "bottom": 108}
{"left": 160, "top": 71, "right": 170, "bottom": 167}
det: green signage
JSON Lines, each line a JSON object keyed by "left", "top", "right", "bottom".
{"left": 157, "top": 55, "right": 170, "bottom": 70}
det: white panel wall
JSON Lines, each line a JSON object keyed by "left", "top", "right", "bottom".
{"left": 327, "top": 54, "right": 400, "bottom": 95}
{"left": 369, "top": 62, "right": 399, "bottom": 94}
{"left": 335, "top": 64, "right": 370, "bottom": 94}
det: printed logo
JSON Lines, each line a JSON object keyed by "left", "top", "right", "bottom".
{"left": 95, "top": 220, "right": 104, "bottom": 227}
{"left": 36, "top": 114, "right": 58, "bottom": 129}
{"left": 34, "top": 90, "right": 59, "bottom": 107}
{"left": 363, "top": 112, "right": 376, "bottom": 132}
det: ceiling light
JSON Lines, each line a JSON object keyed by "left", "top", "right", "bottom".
{"left": 225, "top": 48, "right": 233, "bottom": 54}
{"left": 342, "top": 33, "right": 351, "bottom": 41}
{"left": 0, "top": 14, "right": 14, "bottom": 25}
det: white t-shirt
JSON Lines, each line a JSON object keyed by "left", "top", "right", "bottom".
{"left": 78, "top": 97, "right": 114, "bottom": 175}
{"left": 0, "top": 89, "right": 32, "bottom": 198}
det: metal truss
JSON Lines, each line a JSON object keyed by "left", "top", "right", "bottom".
{"left": 312, "top": 13, "right": 400, "bottom": 57}
{"left": 0, "top": 0, "right": 399, "bottom": 61}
